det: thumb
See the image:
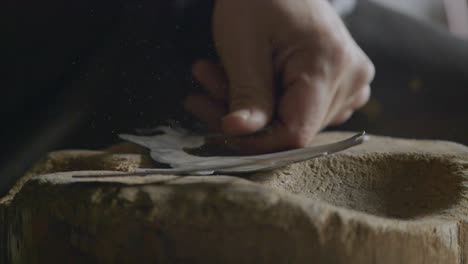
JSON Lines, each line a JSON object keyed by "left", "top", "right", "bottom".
{"left": 214, "top": 1, "right": 274, "bottom": 136}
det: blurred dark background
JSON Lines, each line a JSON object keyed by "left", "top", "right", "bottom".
{"left": 341, "top": 0, "right": 468, "bottom": 144}
{"left": 0, "top": 0, "right": 467, "bottom": 194}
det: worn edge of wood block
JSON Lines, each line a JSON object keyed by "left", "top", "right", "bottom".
{"left": 1, "top": 132, "right": 467, "bottom": 263}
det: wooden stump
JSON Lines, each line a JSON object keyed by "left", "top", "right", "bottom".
{"left": 1, "top": 132, "right": 467, "bottom": 264}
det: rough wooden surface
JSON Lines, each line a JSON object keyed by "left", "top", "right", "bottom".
{"left": 1, "top": 132, "right": 467, "bottom": 264}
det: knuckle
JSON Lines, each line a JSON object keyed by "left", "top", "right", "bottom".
{"left": 328, "top": 41, "right": 351, "bottom": 70}
{"left": 362, "top": 88, "right": 371, "bottom": 106}
{"left": 353, "top": 85, "right": 371, "bottom": 109}
{"left": 316, "top": 31, "right": 352, "bottom": 71}
{"left": 356, "top": 57, "right": 375, "bottom": 85}
{"left": 363, "top": 57, "right": 376, "bottom": 83}
{"left": 333, "top": 110, "right": 353, "bottom": 125}
{"left": 354, "top": 69, "right": 368, "bottom": 88}
{"left": 367, "top": 58, "right": 376, "bottom": 79}
{"left": 296, "top": 73, "right": 328, "bottom": 92}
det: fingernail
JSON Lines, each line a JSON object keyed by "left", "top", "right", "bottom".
{"left": 230, "top": 109, "right": 251, "bottom": 121}
{"left": 249, "top": 110, "right": 267, "bottom": 125}
{"left": 227, "top": 109, "right": 268, "bottom": 127}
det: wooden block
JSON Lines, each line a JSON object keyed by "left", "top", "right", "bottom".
{"left": 1, "top": 132, "right": 467, "bottom": 263}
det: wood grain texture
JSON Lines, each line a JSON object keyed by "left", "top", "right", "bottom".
{"left": 1, "top": 132, "right": 467, "bottom": 263}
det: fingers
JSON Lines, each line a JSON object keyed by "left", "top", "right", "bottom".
{"left": 192, "top": 60, "right": 228, "bottom": 102}
{"left": 330, "top": 110, "right": 353, "bottom": 126}
{"left": 184, "top": 94, "right": 227, "bottom": 131}
{"left": 232, "top": 42, "right": 374, "bottom": 152}
{"left": 224, "top": 73, "right": 331, "bottom": 154}
{"left": 278, "top": 75, "right": 329, "bottom": 146}
{"left": 222, "top": 120, "right": 321, "bottom": 154}
{"left": 186, "top": 0, "right": 376, "bottom": 154}
{"left": 220, "top": 37, "right": 344, "bottom": 153}
{"left": 213, "top": 1, "right": 275, "bottom": 136}
{"left": 324, "top": 48, "right": 375, "bottom": 126}
{"left": 327, "top": 84, "right": 372, "bottom": 126}
{"left": 188, "top": 60, "right": 228, "bottom": 131}
{"left": 222, "top": 122, "right": 304, "bottom": 154}
{"left": 351, "top": 84, "right": 371, "bottom": 109}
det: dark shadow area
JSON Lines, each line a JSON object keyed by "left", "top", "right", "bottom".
{"left": 336, "top": 0, "right": 468, "bottom": 145}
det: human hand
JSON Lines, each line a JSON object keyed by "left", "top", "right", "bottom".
{"left": 184, "top": 0, "right": 374, "bottom": 153}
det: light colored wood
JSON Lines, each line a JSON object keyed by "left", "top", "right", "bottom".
{"left": 1, "top": 132, "right": 467, "bottom": 263}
